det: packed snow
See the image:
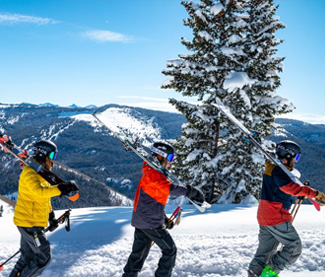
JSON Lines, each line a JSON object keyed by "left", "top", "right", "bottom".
{"left": 1, "top": 199, "right": 325, "bottom": 277}
{"left": 223, "top": 72, "right": 257, "bottom": 93}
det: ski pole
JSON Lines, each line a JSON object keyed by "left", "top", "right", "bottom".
{"left": 0, "top": 209, "right": 71, "bottom": 272}
{"left": 0, "top": 251, "right": 20, "bottom": 272}
{"left": 151, "top": 206, "right": 182, "bottom": 248}
{"left": 291, "top": 197, "right": 304, "bottom": 223}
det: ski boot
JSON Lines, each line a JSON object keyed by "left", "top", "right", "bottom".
{"left": 261, "top": 266, "right": 279, "bottom": 277}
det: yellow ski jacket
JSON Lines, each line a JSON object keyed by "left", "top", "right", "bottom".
{"left": 13, "top": 166, "right": 61, "bottom": 227}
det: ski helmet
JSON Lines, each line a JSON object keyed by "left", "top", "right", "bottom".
{"left": 276, "top": 140, "right": 301, "bottom": 162}
{"left": 33, "top": 140, "right": 58, "bottom": 162}
{"left": 150, "top": 142, "right": 175, "bottom": 162}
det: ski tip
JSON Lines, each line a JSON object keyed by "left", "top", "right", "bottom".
{"left": 201, "top": 201, "right": 212, "bottom": 210}
{"left": 193, "top": 201, "right": 211, "bottom": 213}
{"left": 309, "top": 197, "right": 322, "bottom": 211}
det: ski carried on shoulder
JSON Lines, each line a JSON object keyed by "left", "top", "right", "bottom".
{"left": 213, "top": 98, "right": 322, "bottom": 210}
{"left": 0, "top": 133, "right": 79, "bottom": 202}
{"left": 93, "top": 112, "right": 211, "bottom": 212}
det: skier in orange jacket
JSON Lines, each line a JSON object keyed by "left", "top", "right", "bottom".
{"left": 123, "top": 142, "right": 205, "bottom": 277}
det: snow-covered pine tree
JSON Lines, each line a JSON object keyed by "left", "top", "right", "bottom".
{"left": 163, "top": 0, "right": 293, "bottom": 203}
{"left": 162, "top": 0, "right": 254, "bottom": 203}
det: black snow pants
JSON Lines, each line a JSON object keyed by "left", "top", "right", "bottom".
{"left": 123, "top": 227, "right": 177, "bottom": 277}
{"left": 9, "top": 226, "right": 51, "bottom": 277}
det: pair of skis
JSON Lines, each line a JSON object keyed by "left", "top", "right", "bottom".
{"left": 93, "top": 112, "right": 211, "bottom": 213}
{"left": 0, "top": 133, "right": 79, "bottom": 202}
{"left": 213, "top": 98, "right": 323, "bottom": 210}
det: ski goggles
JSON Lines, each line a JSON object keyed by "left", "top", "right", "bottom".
{"left": 49, "top": 151, "right": 58, "bottom": 160}
{"left": 294, "top": 154, "right": 301, "bottom": 163}
{"left": 166, "top": 153, "right": 175, "bottom": 162}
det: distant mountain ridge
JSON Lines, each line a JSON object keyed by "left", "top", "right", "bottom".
{"left": 0, "top": 103, "right": 324, "bottom": 208}
{"left": 0, "top": 103, "right": 186, "bottom": 208}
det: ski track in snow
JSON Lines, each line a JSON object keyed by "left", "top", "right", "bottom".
{"left": 1, "top": 203, "right": 325, "bottom": 277}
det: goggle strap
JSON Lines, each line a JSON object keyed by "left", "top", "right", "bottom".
{"left": 150, "top": 146, "right": 168, "bottom": 159}
{"left": 276, "top": 144, "right": 297, "bottom": 157}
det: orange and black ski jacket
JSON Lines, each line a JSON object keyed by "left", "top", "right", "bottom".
{"left": 257, "top": 161, "right": 317, "bottom": 226}
{"left": 131, "top": 162, "right": 189, "bottom": 229}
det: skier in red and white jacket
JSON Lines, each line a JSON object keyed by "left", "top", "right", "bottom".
{"left": 122, "top": 142, "right": 205, "bottom": 277}
{"left": 248, "top": 140, "right": 325, "bottom": 277}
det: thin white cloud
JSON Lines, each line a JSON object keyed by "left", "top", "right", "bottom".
{"left": 0, "top": 13, "right": 58, "bottom": 25}
{"left": 119, "top": 101, "right": 179, "bottom": 113}
{"left": 117, "top": 96, "right": 200, "bottom": 113}
{"left": 118, "top": 96, "right": 167, "bottom": 102}
{"left": 278, "top": 113, "right": 325, "bottom": 125}
{"left": 82, "top": 30, "right": 134, "bottom": 43}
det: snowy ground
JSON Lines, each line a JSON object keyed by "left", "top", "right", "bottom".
{"left": 1, "top": 200, "right": 325, "bottom": 277}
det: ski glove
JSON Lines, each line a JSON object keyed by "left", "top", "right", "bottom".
{"left": 164, "top": 215, "right": 174, "bottom": 230}
{"left": 186, "top": 185, "right": 205, "bottom": 203}
{"left": 48, "top": 211, "right": 58, "bottom": 232}
{"left": 316, "top": 191, "right": 325, "bottom": 204}
{"left": 58, "top": 181, "right": 79, "bottom": 196}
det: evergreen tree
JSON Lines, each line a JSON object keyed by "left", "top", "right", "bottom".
{"left": 162, "top": 0, "right": 293, "bottom": 203}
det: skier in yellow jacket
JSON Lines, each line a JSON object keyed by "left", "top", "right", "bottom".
{"left": 10, "top": 140, "right": 78, "bottom": 277}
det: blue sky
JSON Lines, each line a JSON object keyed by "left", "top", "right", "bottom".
{"left": 0, "top": 0, "right": 324, "bottom": 123}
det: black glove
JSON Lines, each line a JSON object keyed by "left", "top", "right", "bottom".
{"left": 164, "top": 215, "right": 174, "bottom": 230}
{"left": 58, "top": 181, "right": 79, "bottom": 196}
{"left": 48, "top": 211, "right": 58, "bottom": 232}
{"left": 186, "top": 185, "right": 205, "bottom": 203}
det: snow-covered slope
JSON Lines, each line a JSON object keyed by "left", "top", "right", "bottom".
{"left": 77, "top": 106, "right": 163, "bottom": 147}
{"left": 1, "top": 199, "right": 324, "bottom": 277}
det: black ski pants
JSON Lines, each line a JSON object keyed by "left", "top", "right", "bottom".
{"left": 123, "top": 227, "right": 177, "bottom": 277}
{"left": 9, "top": 226, "right": 51, "bottom": 277}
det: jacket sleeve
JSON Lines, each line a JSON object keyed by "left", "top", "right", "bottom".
{"left": 169, "top": 183, "right": 189, "bottom": 196}
{"left": 273, "top": 166, "right": 317, "bottom": 198}
{"left": 279, "top": 182, "right": 317, "bottom": 198}
{"left": 23, "top": 167, "right": 61, "bottom": 198}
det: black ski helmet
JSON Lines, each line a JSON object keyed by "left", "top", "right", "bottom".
{"left": 150, "top": 142, "right": 175, "bottom": 162}
{"left": 33, "top": 140, "right": 58, "bottom": 162}
{"left": 276, "top": 140, "right": 301, "bottom": 161}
